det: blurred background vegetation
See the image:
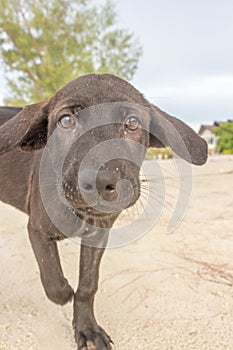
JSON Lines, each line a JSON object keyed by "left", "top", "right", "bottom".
{"left": 145, "top": 147, "right": 173, "bottom": 160}
{"left": 213, "top": 122, "right": 233, "bottom": 154}
{"left": 0, "top": 0, "right": 142, "bottom": 105}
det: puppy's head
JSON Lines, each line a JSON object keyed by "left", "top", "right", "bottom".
{"left": 48, "top": 101, "right": 151, "bottom": 218}
{"left": 0, "top": 74, "right": 207, "bottom": 221}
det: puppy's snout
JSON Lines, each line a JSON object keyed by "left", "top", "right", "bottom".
{"left": 78, "top": 169, "right": 118, "bottom": 201}
{"left": 97, "top": 170, "right": 118, "bottom": 201}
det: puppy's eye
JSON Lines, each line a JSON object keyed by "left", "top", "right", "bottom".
{"left": 125, "top": 116, "right": 140, "bottom": 131}
{"left": 59, "top": 115, "right": 76, "bottom": 129}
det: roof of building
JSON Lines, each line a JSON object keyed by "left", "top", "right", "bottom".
{"left": 198, "top": 124, "right": 216, "bottom": 135}
{"left": 198, "top": 119, "right": 233, "bottom": 135}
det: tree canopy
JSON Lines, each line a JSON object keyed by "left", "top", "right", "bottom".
{"left": 0, "top": 0, "right": 142, "bottom": 105}
{"left": 213, "top": 122, "right": 233, "bottom": 154}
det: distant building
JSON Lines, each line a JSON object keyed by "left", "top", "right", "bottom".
{"left": 198, "top": 120, "right": 233, "bottom": 154}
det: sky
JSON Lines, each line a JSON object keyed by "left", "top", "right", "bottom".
{"left": 114, "top": 0, "right": 233, "bottom": 130}
{"left": 1, "top": 0, "right": 233, "bottom": 131}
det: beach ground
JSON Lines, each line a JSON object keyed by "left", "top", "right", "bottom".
{"left": 0, "top": 155, "right": 233, "bottom": 350}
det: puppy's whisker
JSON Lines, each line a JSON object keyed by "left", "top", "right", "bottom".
{"left": 140, "top": 190, "right": 173, "bottom": 213}
{"left": 140, "top": 186, "right": 177, "bottom": 202}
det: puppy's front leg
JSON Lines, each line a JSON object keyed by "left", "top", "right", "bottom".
{"left": 28, "top": 222, "right": 74, "bottom": 305}
{"left": 74, "top": 234, "right": 113, "bottom": 350}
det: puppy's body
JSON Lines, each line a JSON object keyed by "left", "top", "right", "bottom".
{"left": 0, "top": 74, "right": 207, "bottom": 350}
{"left": 0, "top": 150, "right": 34, "bottom": 212}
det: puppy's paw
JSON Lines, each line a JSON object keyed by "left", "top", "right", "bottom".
{"left": 76, "top": 325, "right": 113, "bottom": 350}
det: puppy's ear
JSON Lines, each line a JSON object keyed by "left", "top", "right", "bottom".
{"left": 0, "top": 101, "right": 48, "bottom": 155}
{"left": 149, "top": 105, "right": 208, "bottom": 165}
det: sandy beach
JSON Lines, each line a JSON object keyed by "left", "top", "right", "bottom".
{"left": 0, "top": 155, "right": 233, "bottom": 350}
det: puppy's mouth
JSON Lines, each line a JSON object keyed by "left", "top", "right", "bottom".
{"left": 63, "top": 191, "right": 139, "bottom": 219}
{"left": 61, "top": 187, "right": 122, "bottom": 218}
{"left": 77, "top": 206, "right": 119, "bottom": 218}
{"left": 62, "top": 177, "right": 140, "bottom": 219}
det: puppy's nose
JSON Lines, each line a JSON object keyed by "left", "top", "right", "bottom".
{"left": 96, "top": 170, "right": 118, "bottom": 201}
{"left": 78, "top": 169, "right": 118, "bottom": 201}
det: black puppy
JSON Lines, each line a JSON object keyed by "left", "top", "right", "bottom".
{"left": 0, "top": 74, "right": 207, "bottom": 350}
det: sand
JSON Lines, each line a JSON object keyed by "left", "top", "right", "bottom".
{"left": 0, "top": 155, "right": 233, "bottom": 350}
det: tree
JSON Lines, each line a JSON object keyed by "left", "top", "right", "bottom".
{"left": 213, "top": 122, "right": 233, "bottom": 154}
{"left": 0, "top": 0, "right": 142, "bottom": 105}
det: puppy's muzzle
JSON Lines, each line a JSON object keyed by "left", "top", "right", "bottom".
{"left": 78, "top": 168, "right": 134, "bottom": 213}
{"left": 79, "top": 168, "right": 118, "bottom": 202}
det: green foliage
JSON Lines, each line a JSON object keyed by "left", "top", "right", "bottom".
{"left": 213, "top": 122, "right": 233, "bottom": 154}
{"left": 145, "top": 147, "right": 173, "bottom": 160}
{"left": 0, "top": 0, "right": 142, "bottom": 105}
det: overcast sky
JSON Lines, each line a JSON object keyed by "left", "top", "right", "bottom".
{"left": 115, "top": 0, "right": 233, "bottom": 130}
{"left": 1, "top": 0, "right": 233, "bottom": 131}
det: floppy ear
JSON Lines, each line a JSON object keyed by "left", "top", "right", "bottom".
{"left": 0, "top": 107, "right": 23, "bottom": 127}
{"left": 149, "top": 105, "right": 208, "bottom": 165}
{"left": 0, "top": 101, "right": 48, "bottom": 155}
